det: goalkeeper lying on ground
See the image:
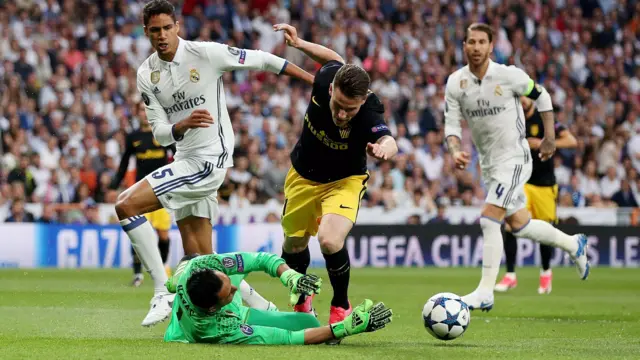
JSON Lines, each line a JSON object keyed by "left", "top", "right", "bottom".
{"left": 163, "top": 252, "right": 393, "bottom": 345}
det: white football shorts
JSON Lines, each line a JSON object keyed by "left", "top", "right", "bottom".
{"left": 145, "top": 158, "right": 226, "bottom": 224}
{"left": 483, "top": 162, "right": 532, "bottom": 217}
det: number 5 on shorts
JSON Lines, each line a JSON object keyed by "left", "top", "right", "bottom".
{"left": 152, "top": 168, "right": 174, "bottom": 179}
{"left": 495, "top": 183, "right": 504, "bottom": 199}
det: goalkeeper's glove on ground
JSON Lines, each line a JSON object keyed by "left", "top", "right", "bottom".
{"left": 330, "top": 299, "right": 393, "bottom": 339}
{"left": 279, "top": 269, "right": 322, "bottom": 306}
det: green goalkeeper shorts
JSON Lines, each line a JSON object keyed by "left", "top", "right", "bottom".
{"left": 219, "top": 308, "right": 321, "bottom": 345}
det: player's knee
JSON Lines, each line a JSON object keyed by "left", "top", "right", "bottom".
{"left": 283, "top": 236, "right": 310, "bottom": 253}
{"left": 318, "top": 233, "right": 343, "bottom": 254}
{"left": 115, "top": 190, "right": 137, "bottom": 219}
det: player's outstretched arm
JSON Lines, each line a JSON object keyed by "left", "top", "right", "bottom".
{"left": 203, "top": 42, "right": 314, "bottom": 85}
{"left": 222, "top": 300, "right": 392, "bottom": 345}
{"left": 274, "top": 23, "right": 345, "bottom": 65}
{"left": 166, "top": 252, "right": 322, "bottom": 305}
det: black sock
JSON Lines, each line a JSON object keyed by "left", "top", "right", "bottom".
{"left": 131, "top": 245, "right": 142, "bottom": 274}
{"left": 133, "top": 258, "right": 142, "bottom": 275}
{"left": 540, "top": 244, "right": 553, "bottom": 271}
{"left": 281, "top": 247, "right": 311, "bottom": 305}
{"left": 323, "top": 245, "right": 350, "bottom": 309}
{"left": 158, "top": 239, "right": 170, "bottom": 264}
{"left": 503, "top": 229, "right": 517, "bottom": 274}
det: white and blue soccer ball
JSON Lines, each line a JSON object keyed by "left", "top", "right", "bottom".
{"left": 422, "top": 292, "right": 470, "bottom": 341}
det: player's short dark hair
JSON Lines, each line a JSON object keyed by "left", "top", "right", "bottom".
{"left": 143, "top": 0, "right": 176, "bottom": 27}
{"left": 465, "top": 23, "right": 494, "bottom": 43}
{"left": 186, "top": 268, "right": 222, "bottom": 310}
{"left": 333, "top": 64, "right": 371, "bottom": 99}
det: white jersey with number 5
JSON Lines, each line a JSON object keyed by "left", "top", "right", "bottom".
{"left": 444, "top": 60, "right": 535, "bottom": 172}
{"left": 136, "top": 38, "right": 287, "bottom": 169}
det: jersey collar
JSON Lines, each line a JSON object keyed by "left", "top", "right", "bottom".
{"left": 465, "top": 59, "right": 497, "bottom": 82}
{"left": 157, "top": 37, "right": 186, "bottom": 69}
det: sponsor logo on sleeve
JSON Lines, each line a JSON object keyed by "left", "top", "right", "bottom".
{"left": 371, "top": 124, "right": 389, "bottom": 133}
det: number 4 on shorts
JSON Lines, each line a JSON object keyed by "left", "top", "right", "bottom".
{"left": 495, "top": 183, "right": 504, "bottom": 199}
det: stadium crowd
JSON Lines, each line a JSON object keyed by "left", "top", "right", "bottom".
{"left": 1, "top": 0, "right": 640, "bottom": 224}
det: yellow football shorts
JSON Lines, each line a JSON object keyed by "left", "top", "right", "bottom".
{"left": 281, "top": 167, "right": 369, "bottom": 238}
{"left": 144, "top": 208, "right": 172, "bottom": 231}
{"left": 524, "top": 183, "right": 558, "bottom": 223}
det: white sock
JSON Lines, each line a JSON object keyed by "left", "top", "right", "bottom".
{"left": 239, "top": 280, "right": 272, "bottom": 310}
{"left": 513, "top": 219, "right": 578, "bottom": 254}
{"left": 478, "top": 217, "right": 504, "bottom": 294}
{"left": 505, "top": 272, "right": 516, "bottom": 279}
{"left": 120, "top": 216, "right": 168, "bottom": 294}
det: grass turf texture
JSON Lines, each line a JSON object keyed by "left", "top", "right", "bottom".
{"left": 1, "top": 267, "right": 639, "bottom": 360}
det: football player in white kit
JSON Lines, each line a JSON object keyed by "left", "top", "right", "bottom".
{"left": 114, "top": 0, "right": 315, "bottom": 326}
{"left": 443, "top": 23, "right": 590, "bottom": 311}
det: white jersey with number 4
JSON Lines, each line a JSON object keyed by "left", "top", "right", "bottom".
{"left": 444, "top": 60, "right": 542, "bottom": 213}
{"left": 444, "top": 60, "right": 534, "bottom": 171}
{"left": 137, "top": 38, "right": 287, "bottom": 169}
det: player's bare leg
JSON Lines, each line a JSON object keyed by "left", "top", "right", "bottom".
{"left": 115, "top": 179, "right": 173, "bottom": 326}
{"left": 317, "top": 213, "right": 354, "bottom": 345}
{"left": 176, "top": 215, "right": 212, "bottom": 255}
{"left": 282, "top": 234, "right": 315, "bottom": 314}
{"left": 177, "top": 215, "right": 277, "bottom": 311}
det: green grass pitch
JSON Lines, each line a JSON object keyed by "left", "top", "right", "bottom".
{"left": 1, "top": 267, "right": 639, "bottom": 359}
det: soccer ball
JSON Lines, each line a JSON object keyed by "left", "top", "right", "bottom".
{"left": 422, "top": 292, "right": 470, "bottom": 341}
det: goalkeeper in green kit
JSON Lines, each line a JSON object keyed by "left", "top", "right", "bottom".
{"left": 163, "top": 252, "right": 393, "bottom": 345}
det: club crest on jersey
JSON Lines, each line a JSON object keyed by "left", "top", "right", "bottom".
{"left": 460, "top": 79, "right": 468, "bottom": 89}
{"left": 339, "top": 127, "right": 351, "bottom": 139}
{"left": 190, "top": 69, "right": 200, "bottom": 83}
{"left": 494, "top": 85, "right": 503, "bottom": 96}
{"left": 530, "top": 124, "right": 539, "bottom": 136}
{"left": 222, "top": 257, "right": 236, "bottom": 268}
{"left": 150, "top": 71, "right": 160, "bottom": 84}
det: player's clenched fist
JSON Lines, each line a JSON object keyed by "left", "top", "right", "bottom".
{"left": 330, "top": 300, "right": 393, "bottom": 339}
{"left": 173, "top": 109, "right": 215, "bottom": 139}
{"left": 279, "top": 269, "right": 322, "bottom": 306}
{"left": 452, "top": 150, "right": 471, "bottom": 170}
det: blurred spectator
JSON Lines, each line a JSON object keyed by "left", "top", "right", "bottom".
{"left": 5, "top": 198, "right": 35, "bottom": 222}
{"left": 612, "top": 179, "right": 639, "bottom": 208}
{"left": 38, "top": 203, "right": 57, "bottom": 223}
{"left": 427, "top": 197, "right": 450, "bottom": 224}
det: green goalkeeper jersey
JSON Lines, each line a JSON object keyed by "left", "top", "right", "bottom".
{"left": 163, "top": 252, "right": 308, "bottom": 345}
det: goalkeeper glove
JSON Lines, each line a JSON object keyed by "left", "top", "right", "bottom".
{"left": 279, "top": 269, "right": 322, "bottom": 306}
{"left": 329, "top": 300, "right": 393, "bottom": 339}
